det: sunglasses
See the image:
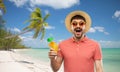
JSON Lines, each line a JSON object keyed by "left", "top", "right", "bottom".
{"left": 71, "top": 21, "right": 86, "bottom": 27}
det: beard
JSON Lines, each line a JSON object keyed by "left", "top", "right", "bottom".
{"left": 74, "top": 28, "right": 84, "bottom": 39}
{"left": 71, "top": 26, "right": 85, "bottom": 40}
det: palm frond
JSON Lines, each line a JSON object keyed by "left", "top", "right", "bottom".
{"left": 35, "top": 7, "right": 42, "bottom": 17}
{"left": 33, "top": 24, "right": 43, "bottom": 38}
{"left": 32, "top": 17, "right": 42, "bottom": 23}
{"left": 23, "top": 21, "right": 39, "bottom": 30}
{"left": 43, "top": 13, "right": 50, "bottom": 22}
{"left": 43, "top": 22, "right": 49, "bottom": 27}
{"left": 40, "top": 28, "right": 45, "bottom": 40}
{"left": 22, "top": 7, "right": 49, "bottom": 40}
{"left": 31, "top": 12, "right": 41, "bottom": 19}
{"left": 24, "top": 19, "right": 38, "bottom": 24}
{"left": 23, "top": 26, "right": 29, "bottom": 31}
{"left": 0, "top": 1, "right": 6, "bottom": 14}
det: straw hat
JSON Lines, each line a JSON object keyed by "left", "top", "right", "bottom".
{"left": 65, "top": 11, "right": 91, "bottom": 33}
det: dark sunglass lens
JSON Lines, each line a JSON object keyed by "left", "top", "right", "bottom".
{"left": 72, "top": 23, "right": 77, "bottom": 26}
{"left": 80, "top": 22, "right": 85, "bottom": 26}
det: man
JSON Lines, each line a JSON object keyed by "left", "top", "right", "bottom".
{"left": 49, "top": 11, "right": 103, "bottom": 72}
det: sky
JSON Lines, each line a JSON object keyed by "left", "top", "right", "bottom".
{"left": 2, "top": 0, "right": 120, "bottom": 48}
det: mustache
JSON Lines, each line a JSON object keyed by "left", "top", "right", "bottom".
{"left": 74, "top": 27, "right": 83, "bottom": 32}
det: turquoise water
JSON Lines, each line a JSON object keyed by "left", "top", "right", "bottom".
{"left": 102, "top": 48, "right": 120, "bottom": 72}
{"left": 18, "top": 48, "right": 120, "bottom": 72}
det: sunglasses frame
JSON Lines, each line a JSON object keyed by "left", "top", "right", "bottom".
{"left": 71, "top": 21, "right": 86, "bottom": 27}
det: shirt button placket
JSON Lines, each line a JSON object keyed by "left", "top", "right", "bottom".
{"left": 76, "top": 43, "right": 80, "bottom": 52}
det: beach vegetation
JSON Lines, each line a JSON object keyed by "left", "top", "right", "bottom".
{"left": 0, "top": 0, "right": 6, "bottom": 14}
{"left": 0, "top": 29, "right": 27, "bottom": 50}
{"left": 0, "top": 0, "right": 26, "bottom": 50}
{"left": 0, "top": 5, "right": 50, "bottom": 49}
{"left": 0, "top": 0, "right": 6, "bottom": 29}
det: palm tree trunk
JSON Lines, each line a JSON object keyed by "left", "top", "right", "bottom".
{"left": 5, "top": 29, "right": 33, "bottom": 39}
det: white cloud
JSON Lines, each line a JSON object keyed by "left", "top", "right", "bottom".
{"left": 89, "top": 27, "right": 96, "bottom": 33}
{"left": 19, "top": 33, "right": 48, "bottom": 48}
{"left": 30, "top": 0, "right": 79, "bottom": 9}
{"left": 19, "top": 35, "right": 33, "bottom": 41}
{"left": 88, "top": 26, "right": 109, "bottom": 35}
{"left": 19, "top": 36, "right": 26, "bottom": 40}
{"left": 44, "top": 10, "right": 49, "bottom": 14}
{"left": 45, "top": 26, "right": 55, "bottom": 29}
{"left": 94, "top": 27, "right": 104, "bottom": 32}
{"left": 8, "top": 27, "right": 21, "bottom": 33}
{"left": 103, "top": 32, "right": 109, "bottom": 35}
{"left": 13, "top": 27, "right": 21, "bottom": 33}
{"left": 9, "top": 0, "right": 28, "bottom": 7}
{"left": 112, "top": 10, "right": 120, "bottom": 22}
{"left": 22, "top": 36, "right": 48, "bottom": 48}
{"left": 114, "top": 10, "right": 120, "bottom": 18}
{"left": 26, "top": 7, "right": 34, "bottom": 12}
{"left": 9, "top": 0, "right": 79, "bottom": 9}
{"left": 99, "top": 40, "right": 120, "bottom": 48}
{"left": 22, "top": 36, "right": 120, "bottom": 48}
{"left": 0, "top": 10, "right": 3, "bottom": 15}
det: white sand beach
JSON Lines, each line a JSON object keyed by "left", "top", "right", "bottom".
{"left": 1, "top": 49, "right": 120, "bottom": 72}
{"left": 0, "top": 50, "right": 63, "bottom": 72}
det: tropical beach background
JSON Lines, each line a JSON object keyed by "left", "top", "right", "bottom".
{"left": 0, "top": 0, "right": 120, "bottom": 72}
{"left": 17, "top": 48, "right": 120, "bottom": 72}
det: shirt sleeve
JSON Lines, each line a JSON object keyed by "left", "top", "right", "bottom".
{"left": 94, "top": 43, "right": 102, "bottom": 60}
{"left": 57, "top": 42, "right": 64, "bottom": 58}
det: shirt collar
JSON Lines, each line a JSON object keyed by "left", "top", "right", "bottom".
{"left": 71, "top": 35, "right": 88, "bottom": 43}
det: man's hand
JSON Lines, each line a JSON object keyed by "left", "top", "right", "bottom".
{"left": 49, "top": 48, "right": 57, "bottom": 60}
{"left": 48, "top": 48, "right": 63, "bottom": 72}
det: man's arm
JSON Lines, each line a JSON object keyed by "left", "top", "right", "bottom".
{"left": 95, "top": 60, "right": 103, "bottom": 72}
{"left": 49, "top": 48, "right": 63, "bottom": 72}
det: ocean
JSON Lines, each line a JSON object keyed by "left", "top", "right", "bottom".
{"left": 17, "top": 48, "right": 120, "bottom": 72}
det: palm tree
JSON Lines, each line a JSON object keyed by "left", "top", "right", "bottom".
{"left": 23, "top": 7, "right": 50, "bottom": 40}
{"left": 0, "top": 15, "right": 5, "bottom": 29}
{"left": 5, "top": 7, "right": 50, "bottom": 40}
{"left": 0, "top": 0, "right": 6, "bottom": 14}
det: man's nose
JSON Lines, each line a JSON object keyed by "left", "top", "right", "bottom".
{"left": 76, "top": 24, "right": 81, "bottom": 27}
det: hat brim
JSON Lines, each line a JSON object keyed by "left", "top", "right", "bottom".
{"left": 65, "top": 11, "right": 91, "bottom": 33}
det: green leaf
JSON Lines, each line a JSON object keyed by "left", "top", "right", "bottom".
{"left": 0, "top": 1, "right": 6, "bottom": 14}
{"left": 43, "top": 13, "right": 50, "bottom": 22}
{"left": 33, "top": 24, "right": 43, "bottom": 38}
{"left": 24, "top": 19, "right": 37, "bottom": 24}
{"left": 23, "top": 26, "right": 29, "bottom": 31}
{"left": 43, "top": 22, "right": 49, "bottom": 27}
{"left": 40, "top": 28, "right": 45, "bottom": 40}
{"left": 22, "top": 7, "right": 50, "bottom": 40}
{"left": 35, "top": 7, "right": 42, "bottom": 17}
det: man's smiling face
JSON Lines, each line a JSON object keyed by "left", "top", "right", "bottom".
{"left": 71, "top": 19, "right": 86, "bottom": 39}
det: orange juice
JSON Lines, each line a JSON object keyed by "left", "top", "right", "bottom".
{"left": 47, "top": 37, "right": 58, "bottom": 53}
